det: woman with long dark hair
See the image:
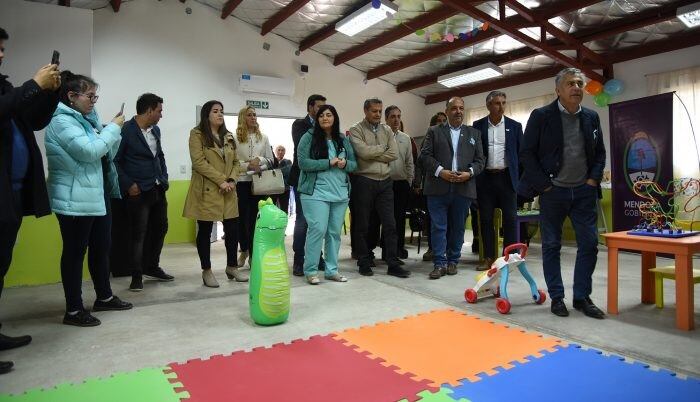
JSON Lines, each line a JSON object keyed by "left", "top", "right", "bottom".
{"left": 45, "top": 71, "right": 132, "bottom": 326}
{"left": 232, "top": 106, "right": 273, "bottom": 268}
{"left": 183, "top": 101, "right": 247, "bottom": 288}
{"left": 297, "top": 105, "right": 356, "bottom": 284}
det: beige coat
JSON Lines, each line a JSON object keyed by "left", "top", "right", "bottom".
{"left": 348, "top": 119, "right": 398, "bottom": 181}
{"left": 183, "top": 128, "right": 240, "bottom": 221}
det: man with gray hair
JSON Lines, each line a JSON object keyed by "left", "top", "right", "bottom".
{"left": 519, "top": 67, "right": 606, "bottom": 319}
{"left": 349, "top": 98, "right": 410, "bottom": 278}
{"left": 419, "top": 97, "right": 484, "bottom": 280}
{"left": 472, "top": 91, "right": 522, "bottom": 271}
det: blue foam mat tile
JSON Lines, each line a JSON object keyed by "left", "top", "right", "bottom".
{"left": 447, "top": 345, "right": 700, "bottom": 402}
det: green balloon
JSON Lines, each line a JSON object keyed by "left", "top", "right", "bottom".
{"left": 593, "top": 92, "right": 611, "bottom": 107}
{"left": 249, "top": 198, "right": 290, "bottom": 326}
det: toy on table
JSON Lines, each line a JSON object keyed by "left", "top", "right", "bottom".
{"left": 627, "top": 179, "right": 700, "bottom": 238}
{"left": 464, "top": 243, "right": 546, "bottom": 314}
{"left": 249, "top": 198, "right": 290, "bottom": 326}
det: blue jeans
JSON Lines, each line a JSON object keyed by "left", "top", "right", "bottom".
{"left": 427, "top": 192, "right": 472, "bottom": 267}
{"left": 539, "top": 184, "right": 598, "bottom": 300}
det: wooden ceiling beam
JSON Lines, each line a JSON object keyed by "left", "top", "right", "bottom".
{"left": 221, "top": 0, "right": 244, "bottom": 20}
{"left": 606, "top": 31, "right": 700, "bottom": 64}
{"left": 424, "top": 65, "right": 562, "bottom": 105}
{"left": 373, "top": 0, "right": 600, "bottom": 82}
{"left": 58, "top": 0, "right": 70, "bottom": 6}
{"left": 109, "top": 0, "right": 122, "bottom": 12}
{"left": 261, "top": 0, "right": 312, "bottom": 36}
{"left": 439, "top": 0, "right": 604, "bottom": 82}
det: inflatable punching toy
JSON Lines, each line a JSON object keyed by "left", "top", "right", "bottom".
{"left": 249, "top": 198, "right": 290, "bottom": 325}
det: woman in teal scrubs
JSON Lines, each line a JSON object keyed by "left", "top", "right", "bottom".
{"left": 296, "top": 105, "right": 356, "bottom": 284}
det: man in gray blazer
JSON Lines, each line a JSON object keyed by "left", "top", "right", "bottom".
{"left": 419, "top": 97, "right": 485, "bottom": 279}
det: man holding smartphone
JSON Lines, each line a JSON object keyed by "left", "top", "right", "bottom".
{"left": 114, "top": 93, "right": 173, "bottom": 292}
{"left": 418, "top": 96, "right": 484, "bottom": 280}
{"left": 0, "top": 27, "right": 61, "bottom": 374}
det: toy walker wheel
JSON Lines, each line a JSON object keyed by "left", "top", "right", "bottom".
{"left": 465, "top": 288, "right": 478, "bottom": 304}
{"left": 496, "top": 298, "right": 511, "bottom": 314}
{"left": 535, "top": 289, "right": 547, "bottom": 304}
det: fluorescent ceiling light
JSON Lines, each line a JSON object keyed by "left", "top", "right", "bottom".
{"left": 335, "top": 0, "right": 399, "bottom": 37}
{"left": 438, "top": 63, "right": 504, "bottom": 88}
{"left": 677, "top": 2, "right": 700, "bottom": 28}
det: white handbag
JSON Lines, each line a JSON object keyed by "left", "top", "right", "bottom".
{"left": 252, "top": 168, "right": 285, "bottom": 195}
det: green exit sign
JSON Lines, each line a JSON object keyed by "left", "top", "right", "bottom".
{"left": 246, "top": 100, "right": 269, "bottom": 110}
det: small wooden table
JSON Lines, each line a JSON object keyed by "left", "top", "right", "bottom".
{"left": 602, "top": 231, "right": 700, "bottom": 330}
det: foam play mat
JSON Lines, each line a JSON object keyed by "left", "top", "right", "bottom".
{"left": 1, "top": 309, "right": 698, "bottom": 401}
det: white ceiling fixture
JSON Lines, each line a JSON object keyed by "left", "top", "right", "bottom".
{"left": 335, "top": 0, "right": 399, "bottom": 37}
{"left": 437, "top": 63, "right": 504, "bottom": 88}
{"left": 677, "top": 2, "right": 700, "bottom": 28}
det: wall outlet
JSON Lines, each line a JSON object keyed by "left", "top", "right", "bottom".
{"left": 180, "top": 165, "right": 186, "bottom": 174}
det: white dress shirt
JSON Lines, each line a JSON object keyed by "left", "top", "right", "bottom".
{"left": 486, "top": 116, "right": 507, "bottom": 169}
{"left": 435, "top": 124, "right": 463, "bottom": 177}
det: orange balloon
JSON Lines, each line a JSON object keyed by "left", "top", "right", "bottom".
{"left": 584, "top": 80, "right": 603, "bottom": 96}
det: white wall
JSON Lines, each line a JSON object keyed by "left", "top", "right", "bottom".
{"left": 92, "top": 0, "right": 428, "bottom": 180}
{"left": 426, "top": 45, "right": 700, "bottom": 170}
{"left": 0, "top": 0, "right": 93, "bottom": 169}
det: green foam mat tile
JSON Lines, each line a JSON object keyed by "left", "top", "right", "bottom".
{"left": 0, "top": 367, "right": 188, "bottom": 402}
{"left": 400, "top": 387, "right": 471, "bottom": 402}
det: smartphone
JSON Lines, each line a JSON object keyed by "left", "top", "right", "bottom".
{"left": 119, "top": 102, "right": 125, "bottom": 115}
{"left": 51, "top": 50, "right": 60, "bottom": 65}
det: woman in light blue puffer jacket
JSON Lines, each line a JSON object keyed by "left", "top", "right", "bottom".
{"left": 45, "top": 71, "right": 132, "bottom": 327}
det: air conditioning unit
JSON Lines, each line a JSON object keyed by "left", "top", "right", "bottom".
{"left": 239, "top": 74, "right": 295, "bottom": 96}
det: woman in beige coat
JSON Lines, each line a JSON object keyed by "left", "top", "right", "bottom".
{"left": 183, "top": 101, "right": 247, "bottom": 287}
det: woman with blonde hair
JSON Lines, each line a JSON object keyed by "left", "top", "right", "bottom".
{"left": 233, "top": 106, "right": 273, "bottom": 267}
{"left": 183, "top": 100, "right": 247, "bottom": 287}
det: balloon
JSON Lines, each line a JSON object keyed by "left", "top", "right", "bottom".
{"left": 593, "top": 92, "right": 611, "bottom": 107}
{"left": 604, "top": 79, "right": 624, "bottom": 96}
{"left": 371, "top": 0, "right": 380, "bottom": 8}
{"left": 445, "top": 33, "right": 455, "bottom": 42}
{"left": 584, "top": 80, "right": 603, "bottom": 96}
{"left": 482, "top": 22, "right": 490, "bottom": 31}
{"left": 415, "top": 29, "right": 425, "bottom": 36}
{"left": 458, "top": 32, "right": 467, "bottom": 40}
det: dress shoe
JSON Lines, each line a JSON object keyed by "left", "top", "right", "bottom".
{"left": 237, "top": 251, "right": 249, "bottom": 268}
{"left": 128, "top": 276, "right": 143, "bottom": 292}
{"left": 0, "top": 361, "right": 14, "bottom": 375}
{"left": 446, "top": 263, "right": 458, "bottom": 275}
{"left": 550, "top": 298, "right": 569, "bottom": 317}
{"left": 0, "top": 333, "right": 32, "bottom": 351}
{"left": 429, "top": 267, "right": 446, "bottom": 280}
{"left": 202, "top": 269, "right": 220, "bottom": 288}
{"left": 422, "top": 249, "right": 433, "bottom": 262}
{"left": 225, "top": 266, "right": 249, "bottom": 282}
{"left": 399, "top": 249, "right": 409, "bottom": 259}
{"left": 359, "top": 266, "right": 374, "bottom": 276}
{"left": 63, "top": 310, "right": 101, "bottom": 327}
{"left": 476, "top": 258, "right": 495, "bottom": 272}
{"left": 93, "top": 296, "right": 133, "bottom": 312}
{"left": 387, "top": 265, "right": 410, "bottom": 278}
{"left": 144, "top": 267, "right": 174, "bottom": 281}
{"left": 292, "top": 264, "right": 304, "bottom": 276}
{"left": 384, "top": 258, "right": 405, "bottom": 266}
{"left": 573, "top": 297, "right": 605, "bottom": 319}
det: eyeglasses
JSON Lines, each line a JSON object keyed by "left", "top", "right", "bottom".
{"left": 75, "top": 93, "right": 99, "bottom": 102}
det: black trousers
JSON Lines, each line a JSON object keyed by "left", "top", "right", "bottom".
{"left": 235, "top": 181, "right": 264, "bottom": 254}
{"left": 476, "top": 169, "right": 517, "bottom": 259}
{"left": 274, "top": 189, "right": 290, "bottom": 215}
{"left": 56, "top": 205, "right": 114, "bottom": 313}
{"left": 196, "top": 219, "right": 239, "bottom": 269}
{"left": 125, "top": 186, "right": 168, "bottom": 277}
{"left": 351, "top": 176, "right": 397, "bottom": 267}
{"left": 0, "top": 191, "right": 23, "bottom": 302}
{"left": 369, "top": 180, "right": 410, "bottom": 256}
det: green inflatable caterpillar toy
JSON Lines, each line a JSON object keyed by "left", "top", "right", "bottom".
{"left": 249, "top": 198, "right": 290, "bottom": 326}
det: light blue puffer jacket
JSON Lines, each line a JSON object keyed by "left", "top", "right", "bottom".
{"left": 45, "top": 102, "right": 121, "bottom": 216}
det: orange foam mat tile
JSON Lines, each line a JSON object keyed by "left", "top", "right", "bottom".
{"left": 333, "top": 309, "right": 566, "bottom": 387}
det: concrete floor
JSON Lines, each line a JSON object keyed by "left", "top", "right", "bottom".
{"left": 0, "top": 232, "right": 699, "bottom": 395}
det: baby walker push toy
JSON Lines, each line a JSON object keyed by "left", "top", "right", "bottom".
{"left": 464, "top": 243, "right": 546, "bottom": 314}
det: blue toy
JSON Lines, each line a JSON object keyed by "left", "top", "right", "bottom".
{"left": 464, "top": 243, "right": 546, "bottom": 314}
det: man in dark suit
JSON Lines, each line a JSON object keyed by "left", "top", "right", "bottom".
{"left": 519, "top": 68, "right": 606, "bottom": 319}
{"left": 0, "top": 27, "right": 60, "bottom": 374}
{"left": 420, "top": 97, "right": 485, "bottom": 279}
{"left": 472, "top": 91, "right": 522, "bottom": 270}
{"left": 289, "top": 94, "right": 326, "bottom": 276}
{"left": 114, "top": 93, "right": 173, "bottom": 292}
